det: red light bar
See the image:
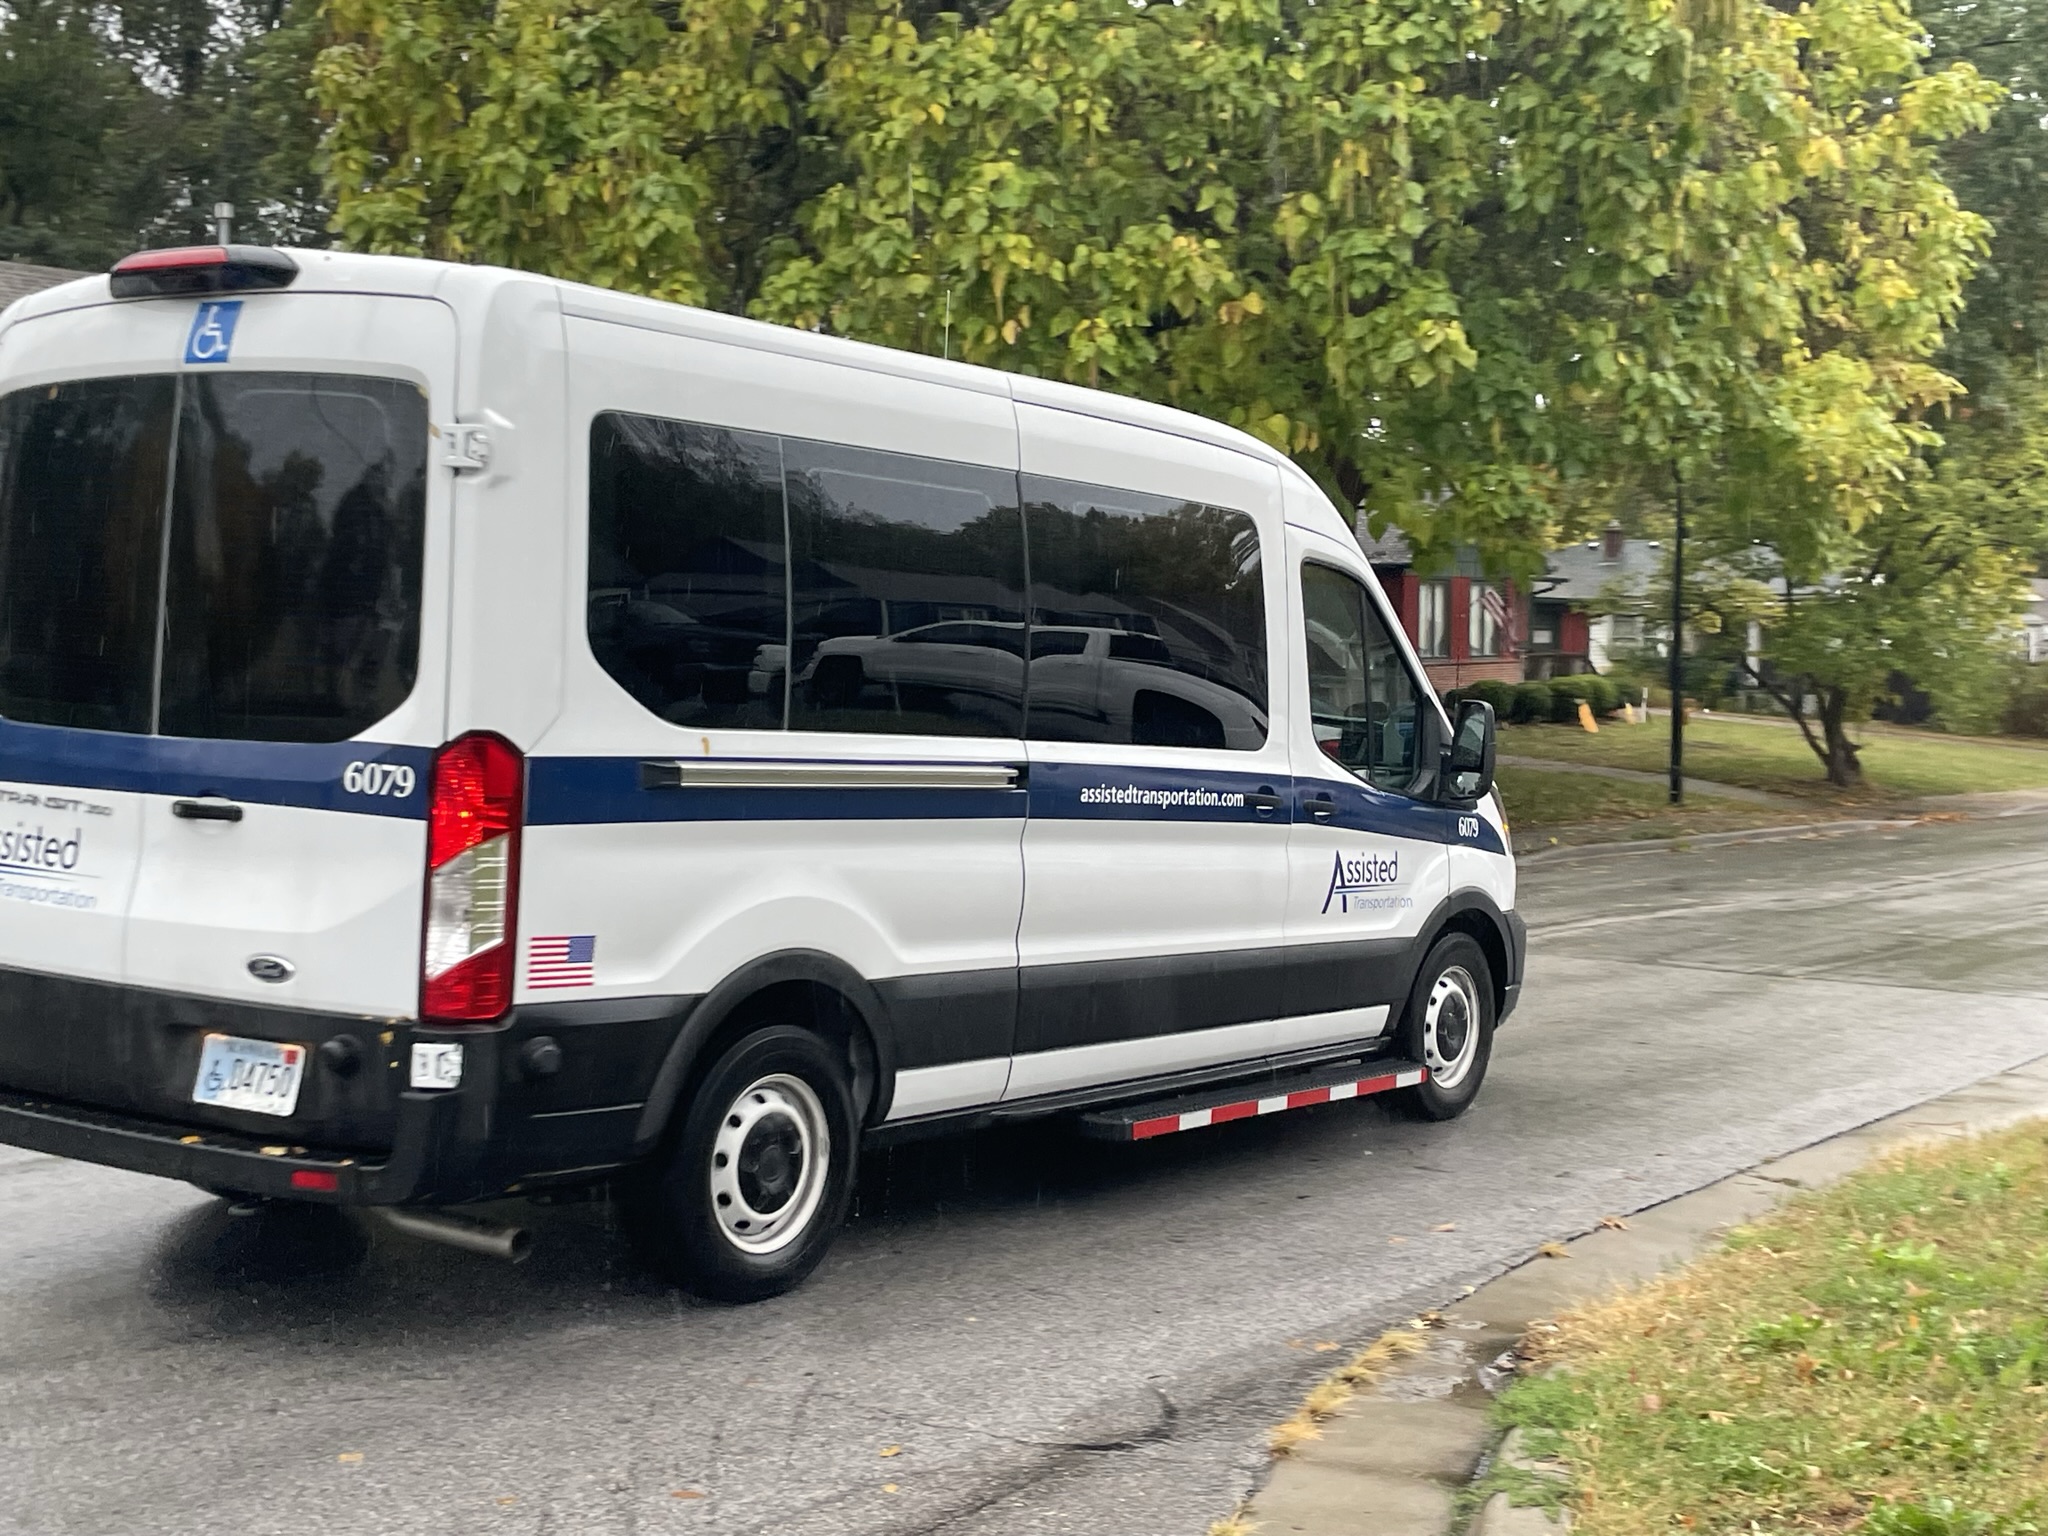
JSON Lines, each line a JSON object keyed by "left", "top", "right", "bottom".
{"left": 290, "top": 1169, "right": 341, "bottom": 1193}
{"left": 109, "top": 244, "right": 298, "bottom": 299}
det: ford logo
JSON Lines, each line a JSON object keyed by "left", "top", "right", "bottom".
{"left": 246, "top": 955, "right": 295, "bottom": 984}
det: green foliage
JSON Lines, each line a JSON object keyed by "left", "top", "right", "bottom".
{"left": 1465, "top": 679, "right": 1518, "bottom": 719}
{"left": 0, "top": 0, "right": 331, "bottom": 267}
{"left": 319, "top": 0, "right": 1997, "bottom": 589}
{"left": 1862, "top": 1500, "right": 2035, "bottom": 1536}
{"left": 1510, "top": 681, "right": 1553, "bottom": 725}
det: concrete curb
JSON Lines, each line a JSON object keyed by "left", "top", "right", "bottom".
{"left": 1231, "top": 1051, "right": 2048, "bottom": 1536}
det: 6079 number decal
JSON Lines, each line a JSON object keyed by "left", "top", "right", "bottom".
{"left": 342, "top": 761, "right": 416, "bottom": 798}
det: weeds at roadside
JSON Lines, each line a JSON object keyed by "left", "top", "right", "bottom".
{"left": 1495, "top": 1122, "right": 2048, "bottom": 1535}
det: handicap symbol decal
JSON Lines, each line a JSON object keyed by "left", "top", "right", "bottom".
{"left": 184, "top": 300, "right": 242, "bottom": 365}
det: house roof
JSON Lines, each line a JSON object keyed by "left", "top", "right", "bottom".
{"left": 0, "top": 259, "right": 88, "bottom": 308}
{"left": 1356, "top": 523, "right": 1414, "bottom": 566}
{"left": 1539, "top": 536, "right": 1665, "bottom": 602}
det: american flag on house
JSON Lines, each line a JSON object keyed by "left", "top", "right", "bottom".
{"left": 528, "top": 934, "right": 597, "bottom": 989}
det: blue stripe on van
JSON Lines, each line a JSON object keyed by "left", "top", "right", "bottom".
{"left": 0, "top": 718, "right": 429, "bottom": 818}
{"left": 524, "top": 756, "right": 1029, "bottom": 826}
{"left": 524, "top": 753, "right": 1508, "bottom": 852}
{"left": 1292, "top": 771, "right": 1510, "bottom": 856}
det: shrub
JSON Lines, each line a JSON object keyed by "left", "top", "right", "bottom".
{"left": 1510, "top": 681, "right": 1552, "bottom": 724}
{"left": 1466, "top": 679, "right": 1517, "bottom": 718}
{"left": 1586, "top": 674, "right": 1622, "bottom": 714}
{"left": 1547, "top": 677, "right": 1587, "bottom": 723}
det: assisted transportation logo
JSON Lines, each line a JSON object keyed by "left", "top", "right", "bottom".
{"left": 0, "top": 785, "right": 110, "bottom": 912}
{"left": 1079, "top": 782, "right": 1247, "bottom": 811}
{"left": 1322, "top": 848, "right": 1411, "bottom": 915}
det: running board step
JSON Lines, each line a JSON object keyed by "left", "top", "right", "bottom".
{"left": 1076, "top": 1057, "right": 1428, "bottom": 1141}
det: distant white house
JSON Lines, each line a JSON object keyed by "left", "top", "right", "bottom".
{"left": 2023, "top": 579, "right": 2048, "bottom": 664}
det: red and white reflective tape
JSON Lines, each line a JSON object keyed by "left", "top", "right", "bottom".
{"left": 1127, "top": 1065, "right": 1427, "bottom": 1141}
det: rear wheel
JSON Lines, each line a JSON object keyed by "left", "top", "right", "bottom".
{"left": 1391, "top": 933, "right": 1494, "bottom": 1121}
{"left": 627, "top": 1026, "right": 857, "bottom": 1302}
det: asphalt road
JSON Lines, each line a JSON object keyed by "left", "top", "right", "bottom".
{"left": 5, "top": 816, "right": 2047, "bottom": 1536}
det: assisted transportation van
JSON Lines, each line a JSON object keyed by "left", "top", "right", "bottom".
{"left": 0, "top": 246, "right": 1522, "bottom": 1299}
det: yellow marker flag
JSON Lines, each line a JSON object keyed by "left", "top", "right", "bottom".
{"left": 1578, "top": 699, "right": 1599, "bottom": 733}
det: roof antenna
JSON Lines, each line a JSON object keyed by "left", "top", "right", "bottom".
{"left": 213, "top": 202, "right": 234, "bottom": 245}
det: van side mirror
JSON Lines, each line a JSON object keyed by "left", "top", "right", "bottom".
{"left": 1442, "top": 699, "right": 1497, "bottom": 804}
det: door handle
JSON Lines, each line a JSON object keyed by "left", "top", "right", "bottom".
{"left": 171, "top": 799, "right": 243, "bottom": 823}
{"left": 1306, "top": 794, "right": 1336, "bottom": 821}
{"left": 1247, "top": 786, "right": 1283, "bottom": 815}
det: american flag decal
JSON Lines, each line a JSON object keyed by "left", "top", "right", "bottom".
{"left": 528, "top": 934, "right": 597, "bottom": 989}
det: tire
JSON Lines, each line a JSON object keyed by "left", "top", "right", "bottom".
{"left": 627, "top": 1025, "right": 857, "bottom": 1303}
{"left": 1391, "top": 933, "right": 1495, "bottom": 1121}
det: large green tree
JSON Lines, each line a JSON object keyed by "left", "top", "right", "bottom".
{"left": 321, "top": 0, "right": 1992, "bottom": 598}
{"left": 0, "top": 0, "right": 326, "bottom": 268}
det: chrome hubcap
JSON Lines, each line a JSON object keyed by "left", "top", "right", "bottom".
{"left": 709, "top": 1074, "right": 830, "bottom": 1256}
{"left": 1422, "top": 966, "right": 1482, "bottom": 1091}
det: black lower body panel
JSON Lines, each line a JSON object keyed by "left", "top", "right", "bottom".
{"left": 0, "top": 964, "right": 690, "bottom": 1205}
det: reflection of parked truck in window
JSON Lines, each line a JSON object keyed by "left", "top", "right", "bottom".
{"left": 796, "top": 621, "right": 1267, "bottom": 750}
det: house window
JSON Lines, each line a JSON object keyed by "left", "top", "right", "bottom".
{"left": 1416, "top": 581, "right": 1449, "bottom": 658}
{"left": 1469, "top": 582, "right": 1505, "bottom": 657}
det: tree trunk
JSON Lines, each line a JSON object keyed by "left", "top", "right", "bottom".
{"left": 1817, "top": 689, "right": 1863, "bottom": 788}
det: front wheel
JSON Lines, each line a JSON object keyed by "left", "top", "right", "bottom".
{"left": 626, "top": 1026, "right": 857, "bottom": 1303}
{"left": 1391, "top": 933, "right": 1495, "bottom": 1121}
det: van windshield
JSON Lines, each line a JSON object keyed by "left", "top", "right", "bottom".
{"left": 0, "top": 372, "right": 429, "bottom": 743}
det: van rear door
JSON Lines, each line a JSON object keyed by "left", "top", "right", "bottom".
{"left": 0, "top": 292, "right": 453, "bottom": 1137}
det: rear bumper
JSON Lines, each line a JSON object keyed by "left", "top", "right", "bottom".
{"left": 0, "top": 965, "right": 691, "bottom": 1205}
{"left": 0, "top": 1087, "right": 438, "bottom": 1203}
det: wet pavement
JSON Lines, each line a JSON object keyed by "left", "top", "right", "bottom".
{"left": 3, "top": 816, "right": 2046, "bottom": 1536}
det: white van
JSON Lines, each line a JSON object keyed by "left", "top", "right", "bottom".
{"left": 0, "top": 246, "right": 1522, "bottom": 1300}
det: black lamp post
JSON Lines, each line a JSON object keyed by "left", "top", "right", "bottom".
{"left": 1669, "top": 464, "right": 1686, "bottom": 806}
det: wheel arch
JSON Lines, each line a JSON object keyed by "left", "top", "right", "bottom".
{"left": 630, "top": 950, "right": 897, "bottom": 1157}
{"left": 1418, "top": 890, "right": 1517, "bottom": 1024}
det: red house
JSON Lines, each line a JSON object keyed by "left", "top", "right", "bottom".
{"left": 1358, "top": 526, "right": 1526, "bottom": 691}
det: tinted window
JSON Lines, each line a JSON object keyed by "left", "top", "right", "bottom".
{"left": 588, "top": 414, "right": 787, "bottom": 730}
{"left": 1302, "top": 562, "right": 1422, "bottom": 790}
{"left": 1022, "top": 476, "right": 1266, "bottom": 750}
{"left": 158, "top": 374, "right": 429, "bottom": 742}
{"left": 786, "top": 440, "right": 1025, "bottom": 737}
{"left": 0, "top": 377, "right": 174, "bottom": 733}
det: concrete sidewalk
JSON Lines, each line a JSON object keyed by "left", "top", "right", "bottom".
{"left": 1232, "top": 1052, "right": 2048, "bottom": 1536}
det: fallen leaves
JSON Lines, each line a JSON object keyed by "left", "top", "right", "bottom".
{"left": 670, "top": 1489, "right": 704, "bottom": 1500}
{"left": 1640, "top": 1392, "right": 1663, "bottom": 1413}
{"left": 337, "top": 1452, "right": 364, "bottom": 1464}
{"left": 1539, "top": 1241, "right": 1571, "bottom": 1259}
{"left": 879, "top": 1446, "right": 902, "bottom": 1458}
{"left": 1433, "top": 1221, "right": 1459, "bottom": 1232}
{"left": 1599, "top": 1215, "right": 1631, "bottom": 1230}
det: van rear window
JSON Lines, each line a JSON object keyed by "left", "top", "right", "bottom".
{"left": 0, "top": 372, "right": 428, "bottom": 743}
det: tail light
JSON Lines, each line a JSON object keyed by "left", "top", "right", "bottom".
{"left": 421, "top": 733, "right": 524, "bottom": 1023}
{"left": 108, "top": 245, "right": 298, "bottom": 299}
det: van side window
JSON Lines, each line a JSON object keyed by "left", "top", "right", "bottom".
{"left": 588, "top": 413, "right": 788, "bottom": 730}
{"left": 1021, "top": 475, "right": 1267, "bottom": 750}
{"left": 785, "top": 441, "right": 1026, "bottom": 737}
{"left": 1301, "top": 562, "right": 1423, "bottom": 791}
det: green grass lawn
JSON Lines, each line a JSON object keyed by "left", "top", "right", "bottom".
{"left": 1503, "top": 715, "right": 2048, "bottom": 802}
{"left": 1494, "top": 763, "right": 1844, "bottom": 845}
{"left": 1497, "top": 1121, "right": 2048, "bottom": 1536}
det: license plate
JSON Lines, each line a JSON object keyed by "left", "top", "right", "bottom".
{"left": 192, "top": 1033, "right": 306, "bottom": 1118}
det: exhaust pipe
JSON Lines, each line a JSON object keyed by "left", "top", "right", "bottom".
{"left": 375, "top": 1208, "right": 533, "bottom": 1263}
